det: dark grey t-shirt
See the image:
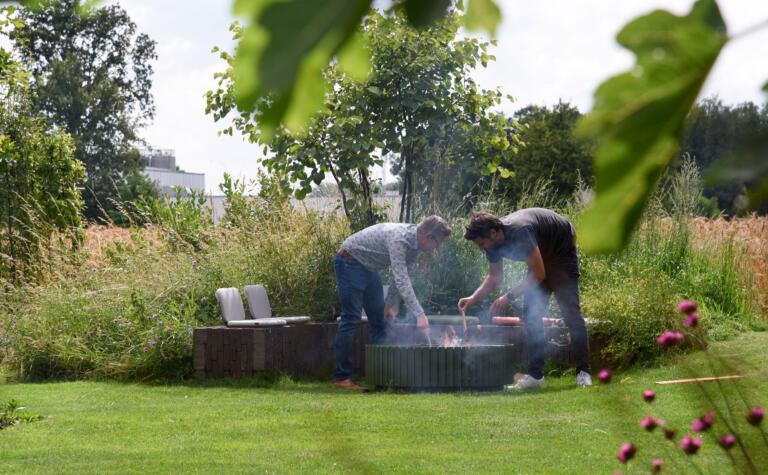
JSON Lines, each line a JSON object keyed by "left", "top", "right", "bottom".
{"left": 485, "top": 208, "right": 579, "bottom": 276}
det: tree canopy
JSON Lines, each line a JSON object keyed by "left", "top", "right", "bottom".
{"left": 10, "top": 0, "right": 156, "bottom": 220}
{"left": 207, "top": 9, "right": 517, "bottom": 228}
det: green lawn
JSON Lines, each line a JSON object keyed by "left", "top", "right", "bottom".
{"left": 1, "top": 333, "right": 767, "bottom": 474}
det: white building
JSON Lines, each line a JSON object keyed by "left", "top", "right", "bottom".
{"left": 142, "top": 148, "right": 205, "bottom": 196}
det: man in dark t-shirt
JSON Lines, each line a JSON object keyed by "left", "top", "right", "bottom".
{"left": 458, "top": 209, "right": 591, "bottom": 389}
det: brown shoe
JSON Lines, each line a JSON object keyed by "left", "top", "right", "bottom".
{"left": 332, "top": 379, "right": 368, "bottom": 391}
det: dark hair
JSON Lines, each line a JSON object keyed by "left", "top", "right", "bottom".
{"left": 464, "top": 211, "right": 503, "bottom": 240}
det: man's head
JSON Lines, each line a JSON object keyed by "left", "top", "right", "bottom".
{"left": 416, "top": 215, "right": 451, "bottom": 252}
{"left": 464, "top": 211, "right": 505, "bottom": 251}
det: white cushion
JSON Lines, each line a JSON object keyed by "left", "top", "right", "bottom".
{"left": 215, "top": 287, "right": 246, "bottom": 324}
{"left": 227, "top": 318, "right": 288, "bottom": 327}
{"left": 244, "top": 284, "right": 272, "bottom": 319}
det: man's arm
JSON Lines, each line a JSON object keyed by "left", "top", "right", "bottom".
{"left": 457, "top": 260, "right": 503, "bottom": 312}
{"left": 488, "top": 246, "right": 546, "bottom": 314}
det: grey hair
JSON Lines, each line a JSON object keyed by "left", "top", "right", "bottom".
{"left": 417, "top": 215, "right": 452, "bottom": 238}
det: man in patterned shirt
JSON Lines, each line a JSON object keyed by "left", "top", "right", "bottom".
{"left": 333, "top": 215, "right": 452, "bottom": 390}
{"left": 458, "top": 209, "right": 591, "bottom": 389}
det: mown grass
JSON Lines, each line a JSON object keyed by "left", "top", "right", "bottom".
{"left": 1, "top": 333, "right": 767, "bottom": 474}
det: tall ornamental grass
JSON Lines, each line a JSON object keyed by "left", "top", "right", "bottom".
{"left": 0, "top": 186, "right": 349, "bottom": 380}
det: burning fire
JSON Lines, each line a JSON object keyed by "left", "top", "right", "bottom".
{"left": 441, "top": 326, "right": 474, "bottom": 348}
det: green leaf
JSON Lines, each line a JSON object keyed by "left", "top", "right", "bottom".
{"left": 233, "top": 0, "right": 372, "bottom": 140}
{"left": 576, "top": 0, "right": 727, "bottom": 254}
{"left": 463, "top": 0, "right": 501, "bottom": 36}
{"left": 402, "top": 0, "right": 452, "bottom": 27}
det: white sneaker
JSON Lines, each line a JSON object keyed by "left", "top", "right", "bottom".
{"left": 576, "top": 371, "right": 592, "bottom": 387}
{"left": 505, "top": 374, "right": 545, "bottom": 390}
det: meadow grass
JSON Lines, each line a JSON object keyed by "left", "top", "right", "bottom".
{"left": 1, "top": 332, "right": 766, "bottom": 474}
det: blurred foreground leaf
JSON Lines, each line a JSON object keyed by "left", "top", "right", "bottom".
{"left": 576, "top": 0, "right": 727, "bottom": 254}
{"left": 233, "top": 0, "right": 372, "bottom": 139}
{"left": 231, "top": 0, "right": 500, "bottom": 142}
{"left": 464, "top": 0, "right": 501, "bottom": 36}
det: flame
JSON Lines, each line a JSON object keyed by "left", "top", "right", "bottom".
{"left": 450, "top": 326, "right": 457, "bottom": 338}
{"left": 443, "top": 332, "right": 450, "bottom": 348}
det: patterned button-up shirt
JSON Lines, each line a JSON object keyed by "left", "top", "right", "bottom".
{"left": 340, "top": 223, "right": 424, "bottom": 317}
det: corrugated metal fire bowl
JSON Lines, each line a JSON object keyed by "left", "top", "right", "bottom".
{"left": 365, "top": 344, "right": 516, "bottom": 392}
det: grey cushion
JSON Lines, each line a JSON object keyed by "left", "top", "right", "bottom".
{"left": 244, "top": 284, "right": 310, "bottom": 324}
{"left": 215, "top": 287, "right": 247, "bottom": 324}
{"left": 244, "top": 284, "right": 272, "bottom": 318}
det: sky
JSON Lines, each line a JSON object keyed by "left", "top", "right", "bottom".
{"left": 109, "top": 0, "right": 768, "bottom": 193}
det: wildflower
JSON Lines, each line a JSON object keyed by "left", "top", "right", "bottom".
{"left": 639, "top": 415, "right": 657, "bottom": 431}
{"left": 676, "top": 300, "right": 697, "bottom": 314}
{"left": 692, "top": 412, "right": 713, "bottom": 432}
{"left": 165, "top": 327, "right": 171, "bottom": 332}
{"left": 188, "top": 331, "right": 193, "bottom": 335}
{"left": 83, "top": 340, "right": 88, "bottom": 345}
{"left": 657, "top": 331, "right": 684, "bottom": 346}
{"left": 643, "top": 389, "right": 655, "bottom": 402}
{"left": 196, "top": 265, "right": 202, "bottom": 271}
{"left": 718, "top": 434, "right": 736, "bottom": 449}
{"left": 651, "top": 459, "right": 662, "bottom": 473}
{"left": 112, "top": 319, "right": 118, "bottom": 323}
{"left": 200, "top": 297, "right": 207, "bottom": 302}
{"left": 684, "top": 313, "right": 699, "bottom": 327}
{"left": 164, "top": 356, "right": 169, "bottom": 361}
{"left": 119, "top": 324, "right": 124, "bottom": 328}
{"left": 680, "top": 435, "right": 702, "bottom": 455}
{"left": 88, "top": 330, "right": 94, "bottom": 335}
{"left": 143, "top": 347, "right": 148, "bottom": 352}
{"left": 597, "top": 369, "right": 611, "bottom": 383}
{"left": 746, "top": 407, "right": 764, "bottom": 426}
{"left": 100, "top": 333, "right": 106, "bottom": 337}
{"left": 149, "top": 341, "right": 156, "bottom": 346}
{"left": 616, "top": 443, "right": 637, "bottom": 463}
{"left": 148, "top": 329, "right": 154, "bottom": 335}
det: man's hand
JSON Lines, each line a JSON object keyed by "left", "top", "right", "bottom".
{"left": 416, "top": 312, "right": 430, "bottom": 341}
{"left": 383, "top": 304, "right": 395, "bottom": 323}
{"left": 489, "top": 294, "right": 511, "bottom": 316}
{"left": 457, "top": 296, "right": 475, "bottom": 313}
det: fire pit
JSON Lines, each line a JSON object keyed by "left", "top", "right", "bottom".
{"left": 365, "top": 344, "right": 516, "bottom": 391}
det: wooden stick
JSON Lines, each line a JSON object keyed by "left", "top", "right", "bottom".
{"left": 655, "top": 375, "right": 743, "bottom": 385}
{"left": 460, "top": 308, "right": 467, "bottom": 333}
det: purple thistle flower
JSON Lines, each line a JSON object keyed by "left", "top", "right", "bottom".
{"left": 196, "top": 265, "right": 202, "bottom": 271}
{"left": 692, "top": 412, "right": 714, "bottom": 432}
{"left": 657, "top": 331, "right": 684, "bottom": 346}
{"left": 684, "top": 313, "right": 699, "bottom": 327}
{"left": 639, "top": 415, "right": 658, "bottom": 431}
{"left": 165, "top": 327, "right": 171, "bottom": 332}
{"left": 119, "top": 324, "right": 124, "bottom": 328}
{"left": 652, "top": 459, "right": 662, "bottom": 473}
{"left": 617, "top": 443, "right": 637, "bottom": 463}
{"left": 88, "top": 330, "right": 94, "bottom": 335}
{"left": 680, "top": 435, "right": 702, "bottom": 455}
{"left": 100, "top": 333, "right": 106, "bottom": 337}
{"left": 149, "top": 341, "right": 156, "bottom": 346}
{"left": 188, "top": 331, "right": 193, "bottom": 335}
{"left": 718, "top": 434, "right": 736, "bottom": 449}
{"left": 676, "top": 300, "right": 698, "bottom": 314}
{"left": 200, "top": 297, "right": 207, "bottom": 302}
{"left": 148, "top": 329, "right": 154, "bottom": 335}
{"left": 83, "top": 340, "right": 88, "bottom": 345}
{"left": 643, "top": 389, "right": 655, "bottom": 402}
{"left": 597, "top": 369, "right": 611, "bottom": 383}
{"left": 113, "top": 319, "right": 118, "bottom": 323}
{"left": 143, "top": 347, "right": 148, "bottom": 352}
{"left": 747, "top": 407, "right": 764, "bottom": 426}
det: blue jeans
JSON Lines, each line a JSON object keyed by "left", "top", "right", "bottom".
{"left": 333, "top": 253, "right": 387, "bottom": 381}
